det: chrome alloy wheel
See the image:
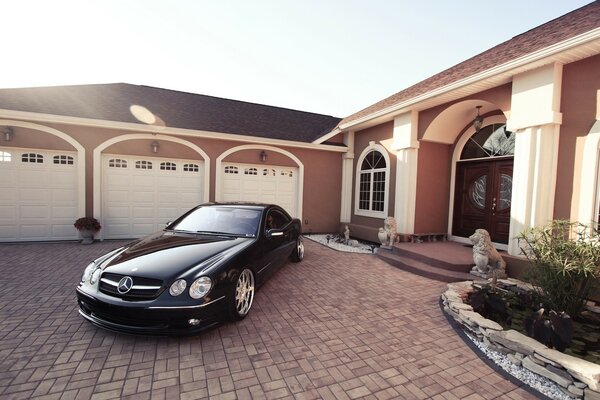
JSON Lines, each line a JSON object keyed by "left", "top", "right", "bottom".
{"left": 296, "top": 237, "right": 304, "bottom": 260}
{"left": 235, "top": 269, "right": 255, "bottom": 317}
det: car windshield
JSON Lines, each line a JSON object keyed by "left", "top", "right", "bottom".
{"left": 168, "top": 206, "right": 261, "bottom": 237}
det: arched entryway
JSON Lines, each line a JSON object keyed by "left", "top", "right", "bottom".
{"left": 453, "top": 123, "right": 514, "bottom": 244}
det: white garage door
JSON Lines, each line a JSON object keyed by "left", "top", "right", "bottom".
{"left": 102, "top": 154, "right": 204, "bottom": 239}
{"left": 221, "top": 163, "right": 298, "bottom": 216}
{"left": 0, "top": 147, "right": 79, "bottom": 242}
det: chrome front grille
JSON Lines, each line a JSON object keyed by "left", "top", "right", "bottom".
{"left": 99, "top": 272, "right": 163, "bottom": 300}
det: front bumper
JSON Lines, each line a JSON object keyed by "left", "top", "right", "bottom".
{"left": 76, "top": 287, "right": 227, "bottom": 335}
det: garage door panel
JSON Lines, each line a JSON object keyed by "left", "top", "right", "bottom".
{"left": 20, "top": 224, "right": 50, "bottom": 239}
{"left": 133, "top": 207, "right": 155, "bottom": 218}
{"left": 132, "top": 224, "right": 156, "bottom": 236}
{"left": 106, "top": 206, "right": 130, "bottom": 218}
{"left": 0, "top": 205, "right": 17, "bottom": 218}
{"left": 0, "top": 190, "right": 16, "bottom": 202}
{"left": 102, "top": 154, "right": 204, "bottom": 239}
{"left": 0, "top": 225, "right": 17, "bottom": 239}
{"left": 106, "top": 174, "right": 131, "bottom": 186}
{"left": 133, "top": 175, "right": 154, "bottom": 186}
{"left": 157, "top": 192, "right": 178, "bottom": 203}
{"left": 20, "top": 205, "right": 50, "bottom": 218}
{"left": 50, "top": 171, "right": 77, "bottom": 187}
{"left": 0, "top": 173, "right": 17, "bottom": 186}
{"left": 105, "top": 224, "right": 131, "bottom": 237}
{"left": 52, "top": 224, "right": 77, "bottom": 237}
{"left": 157, "top": 207, "right": 178, "bottom": 218}
{"left": 52, "top": 188, "right": 77, "bottom": 202}
{"left": 221, "top": 163, "right": 298, "bottom": 216}
{"left": 52, "top": 206, "right": 78, "bottom": 218}
{"left": 0, "top": 148, "right": 78, "bottom": 242}
{"left": 20, "top": 188, "right": 51, "bottom": 200}
{"left": 106, "top": 190, "right": 130, "bottom": 202}
{"left": 132, "top": 191, "right": 154, "bottom": 203}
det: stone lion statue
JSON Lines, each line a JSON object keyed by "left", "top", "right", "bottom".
{"left": 469, "top": 229, "right": 507, "bottom": 278}
{"left": 379, "top": 217, "right": 398, "bottom": 249}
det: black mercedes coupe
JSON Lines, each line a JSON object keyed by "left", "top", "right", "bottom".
{"left": 76, "top": 203, "right": 304, "bottom": 335}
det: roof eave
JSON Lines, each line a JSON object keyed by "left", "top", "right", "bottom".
{"left": 334, "top": 27, "right": 600, "bottom": 133}
{"left": 0, "top": 109, "right": 348, "bottom": 153}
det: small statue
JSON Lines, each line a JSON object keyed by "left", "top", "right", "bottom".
{"left": 469, "top": 228, "right": 507, "bottom": 279}
{"left": 344, "top": 225, "right": 350, "bottom": 244}
{"left": 379, "top": 217, "right": 398, "bottom": 249}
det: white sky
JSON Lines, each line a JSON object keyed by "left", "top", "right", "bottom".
{"left": 1, "top": 0, "right": 593, "bottom": 117}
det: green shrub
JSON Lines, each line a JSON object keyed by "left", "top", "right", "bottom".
{"left": 517, "top": 220, "right": 600, "bottom": 317}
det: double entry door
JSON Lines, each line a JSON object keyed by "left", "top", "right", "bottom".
{"left": 453, "top": 158, "right": 513, "bottom": 244}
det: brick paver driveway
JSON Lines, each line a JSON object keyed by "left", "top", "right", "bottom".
{"left": 0, "top": 239, "right": 538, "bottom": 400}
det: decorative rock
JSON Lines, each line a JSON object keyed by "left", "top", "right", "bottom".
{"left": 558, "top": 385, "right": 581, "bottom": 398}
{"left": 459, "top": 310, "right": 503, "bottom": 331}
{"left": 536, "top": 348, "right": 600, "bottom": 391}
{"left": 488, "top": 329, "right": 548, "bottom": 356}
{"left": 449, "top": 302, "right": 473, "bottom": 313}
{"left": 522, "top": 357, "right": 573, "bottom": 387}
{"left": 574, "top": 381, "right": 587, "bottom": 389}
{"left": 533, "top": 353, "right": 560, "bottom": 367}
{"left": 585, "top": 388, "right": 600, "bottom": 400}
{"left": 547, "top": 365, "right": 575, "bottom": 382}
{"left": 508, "top": 353, "right": 522, "bottom": 366}
{"left": 568, "top": 384, "right": 584, "bottom": 397}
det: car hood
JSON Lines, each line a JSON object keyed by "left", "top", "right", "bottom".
{"left": 100, "top": 231, "right": 253, "bottom": 280}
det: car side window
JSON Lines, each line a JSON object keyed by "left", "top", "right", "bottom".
{"left": 265, "top": 210, "right": 290, "bottom": 231}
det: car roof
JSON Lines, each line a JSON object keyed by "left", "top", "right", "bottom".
{"left": 200, "top": 202, "right": 272, "bottom": 209}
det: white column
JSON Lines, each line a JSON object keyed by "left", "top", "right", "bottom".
{"left": 340, "top": 131, "right": 354, "bottom": 223}
{"left": 392, "top": 111, "right": 419, "bottom": 235}
{"left": 508, "top": 124, "right": 560, "bottom": 255}
{"left": 395, "top": 148, "right": 418, "bottom": 234}
{"left": 506, "top": 63, "right": 563, "bottom": 255}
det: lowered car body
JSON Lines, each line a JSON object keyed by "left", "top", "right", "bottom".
{"left": 76, "top": 203, "right": 304, "bottom": 335}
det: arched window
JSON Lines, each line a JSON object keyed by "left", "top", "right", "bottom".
{"left": 0, "top": 151, "right": 11, "bottom": 162}
{"left": 461, "top": 123, "right": 514, "bottom": 160}
{"left": 355, "top": 146, "right": 389, "bottom": 217}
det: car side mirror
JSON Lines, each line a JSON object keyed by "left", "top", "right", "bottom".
{"left": 266, "top": 229, "right": 284, "bottom": 238}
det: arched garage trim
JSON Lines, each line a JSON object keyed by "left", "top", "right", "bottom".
{"left": 215, "top": 144, "right": 304, "bottom": 218}
{"left": 0, "top": 119, "right": 86, "bottom": 217}
{"left": 93, "top": 134, "right": 210, "bottom": 233}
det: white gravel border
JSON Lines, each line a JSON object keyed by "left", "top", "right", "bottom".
{"left": 464, "top": 332, "right": 575, "bottom": 400}
{"left": 304, "top": 234, "right": 375, "bottom": 254}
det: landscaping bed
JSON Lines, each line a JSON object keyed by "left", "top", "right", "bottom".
{"left": 442, "top": 279, "right": 600, "bottom": 400}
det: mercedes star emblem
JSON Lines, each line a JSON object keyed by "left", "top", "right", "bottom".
{"left": 117, "top": 276, "right": 134, "bottom": 294}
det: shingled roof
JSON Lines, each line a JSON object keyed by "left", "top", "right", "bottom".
{"left": 340, "top": 1, "right": 600, "bottom": 126}
{"left": 0, "top": 83, "right": 341, "bottom": 143}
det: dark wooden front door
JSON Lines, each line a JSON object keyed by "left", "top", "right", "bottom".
{"left": 453, "top": 158, "right": 513, "bottom": 244}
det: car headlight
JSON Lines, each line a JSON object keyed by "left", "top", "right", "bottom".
{"left": 189, "top": 277, "right": 212, "bottom": 299}
{"left": 90, "top": 268, "right": 101, "bottom": 285}
{"left": 169, "top": 279, "right": 187, "bottom": 296}
{"left": 82, "top": 262, "right": 96, "bottom": 283}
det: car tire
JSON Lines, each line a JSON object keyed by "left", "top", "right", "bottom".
{"left": 290, "top": 236, "right": 304, "bottom": 263}
{"left": 229, "top": 268, "right": 255, "bottom": 320}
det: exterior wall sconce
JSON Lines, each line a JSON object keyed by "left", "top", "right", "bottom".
{"left": 3, "top": 127, "right": 13, "bottom": 142}
{"left": 151, "top": 141, "right": 159, "bottom": 153}
{"left": 473, "top": 105, "right": 483, "bottom": 132}
{"left": 260, "top": 150, "right": 267, "bottom": 162}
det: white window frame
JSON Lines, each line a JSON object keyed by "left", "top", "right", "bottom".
{"left": 354, "top": 144, "right": 390, "bottom": 218}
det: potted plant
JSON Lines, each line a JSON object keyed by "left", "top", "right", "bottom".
{"left": 74, "top": 217, "right": 101, "bottom": 244}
